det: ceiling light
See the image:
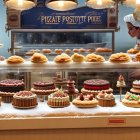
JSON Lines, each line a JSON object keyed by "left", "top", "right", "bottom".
{"left": 86, "top": 0, "right": 115, "bottom": 9}
{"left": 4, "top": 0, "right": 36, "bottom": 11}
{"left": 46, "top": 0, "right": 78, "bottom": 11}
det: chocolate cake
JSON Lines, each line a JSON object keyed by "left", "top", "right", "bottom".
{"left": 0, "top": 79, "right": 25, "bottom": 103}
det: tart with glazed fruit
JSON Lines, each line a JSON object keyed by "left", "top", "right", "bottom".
{"left": 122, "top": 92, "right": 140, "bottom": 108}
{"left": 72, "top": 93, "right": 98, "bottom": 108}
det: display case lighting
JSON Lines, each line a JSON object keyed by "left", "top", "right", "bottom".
{"left": 46, "top": 0, "right": 78, "bottom": 11}
{"left": 4, "top": 0, "right": 36, "bottom": 11}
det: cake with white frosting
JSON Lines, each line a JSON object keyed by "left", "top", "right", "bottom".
{"left": 47, "top": 90, "right": 70, "bottom": 108}
{"left": 12, "top": 91, "right": 38, "bottom": 109}
{"left": 116, "top": 75, "right": 126, "bottom": 87}
{"left": 130, "top": 80, "right": 140, "bottom": 94}
{"left": 96, "top": 91, "right": 116, "bottom": 107}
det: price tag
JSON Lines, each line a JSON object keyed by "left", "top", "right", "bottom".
{"left": 108, "top": 118, "right": 126, "bottom": 125}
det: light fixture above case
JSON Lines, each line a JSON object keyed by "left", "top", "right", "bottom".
{"left": 4, "top": 0, "right": 36, "bottom": 11}
{"left": 46, "top": 0, "right": 78, "bottom": 11}
{"left": 86, "top": 0, "right": 115, "bottom": 9}
{"left": 122, "top": 0, "right": 140, "bottom": 9}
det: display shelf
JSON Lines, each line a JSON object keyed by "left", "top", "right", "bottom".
{"left": 0, "top": 96, "right": 140, "bottom": 130}
{"left": 0, "top": 61, "right": 140, "bottom": 72}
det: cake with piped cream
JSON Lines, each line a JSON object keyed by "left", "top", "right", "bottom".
{"left": 130, "top": 80, "right": 140, "bottom": 94}
{"left": 12, "top": 91, "right": 38, "bottom": 109}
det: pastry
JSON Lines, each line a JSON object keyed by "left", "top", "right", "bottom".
{"left": 71, "top": 53, "right": 85, "bottom": 62}
{"left": 65, "top": 79, "right": 79, "bottom": 95}
{"left": 0, "top": 79, "right": 25, "bottom": 103}
{"left": 72, "top": 93, "right": 98, "bottom": 108}
{"left": 42, "top": 49, "right": 51, "bottom": 54}
{"left": 122, "top": 92, "right": 140, "bottom": 108}
{"left": 87, "top": 49, "right": 94, "bottom": 53}
{"left": 31, "top": 53, "right": 48, "bottom": 63}
{"left": 134, "top": 44, "right": 140, "bottom": 51}
{"left": 65, "top": 49, "right": 71, "bottom": 54}
{"left": 127, "top": 48, "right": 139, "bottom": 54}
{"left": 96, "top": 48, "right": 112, "bottom": 53}
{"left": 81, "top": 79, "right": 113, "bottom": 97}
{"left": 96, "top": 91, "right": 116, "bottom": 107}
{"left": 47, "top": 90, "right": 70, "bottom": 108}
{"left": 7, "top": 55, "right": 25, "bottom": 64}
{"left": 79, "top": 48, "right": 86, "bottom": 53}
{"left": 54, "top": 53, "right": 72, "bottom": 63}
{"left": 12, "top": 91, "right": 38, "bottom": 109}
{"left": 136, "top": 52, "right": 140, "bottom": 61}
{"left": 55, "top": 49, "right": 63, "bottom": 54}
{"left": 109, "top": 53, "right": 131, "bottom": 63}
{"left": 31, "top": 81, "right": 58, "bottom": 95}
{"left": 116, "top": 75, "right": 126, "bottom": 87}
{"left": 73, "top": 48, "right": 79, "bottom": 53}
{"left": 130, "top": 80, "right": 140, "bottom": 94}
{"left": 85, "top": 53, "right": 105, "bottom": 62}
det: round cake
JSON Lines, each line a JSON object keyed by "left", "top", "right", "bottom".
{"left": 81, "top": 79, "right": 113, "bottom": 97}
{"left": 72, "top": 93, "right": 98, "bottom": 108}
{"left": 96, "top": 91, "right": 116, "bottom": 107}
{"left": 130, "top": 80, "right": 140, "bottom": 94}
{"left": 0, "top": 79, "right": 25, "bottom": 103}
{"left": 122, "top": 92, "right": 140, "bottom": 108}
{"left": 31, "top": 81, "right": 58, "bottom": 95}
{"left": 47, "top": 90, "right": 70, "bottom": 108}
{"left": 12, "top": 91, "right": 38, "bottom": 109}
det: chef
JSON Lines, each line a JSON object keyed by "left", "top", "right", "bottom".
{"left": 124, "top": 8, "right": 140, "bottom": 48}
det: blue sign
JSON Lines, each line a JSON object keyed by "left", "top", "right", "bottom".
{"left": 21, "top": 6, "right": 108, "bottom": 29}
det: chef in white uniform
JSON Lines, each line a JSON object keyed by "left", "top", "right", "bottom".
{"left": 124, "top": 8, "right": 140, "bottom": 48}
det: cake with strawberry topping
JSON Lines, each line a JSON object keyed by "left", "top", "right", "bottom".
{"left": 96, "top": 91, "right": 116, "bottom": 107}
{"left": 122, "top": 92, "right": 140, "bottom": 108}
{"left": 81, "top": 79, "right": 113, "bottom": 97}
{"left": 12, "top": 91, "right": 38, "bottom": 109}
{"left": 47, "top": 90, "right": 70, "bottom": 108}
{"left": 72, "top": 93, "right": 98, "bottom": 108}
{"left": 130, "top": 80, "right": 140, "bottom": 94}
{"left": 0, "top": 79, "right": 25, "bottom": 103}
{"left": 31, "top": 81, "right": 58, "bottom": 95}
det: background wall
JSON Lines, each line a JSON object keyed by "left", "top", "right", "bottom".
{"left": 0, "top": 1, "right": 137, "bottom": 57}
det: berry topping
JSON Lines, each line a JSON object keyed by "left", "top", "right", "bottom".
{"left": 89, "top": 95, "right": 93, "bottom": 100}
{"left": 79, "top": 93, "right": 84, "bottom": 101}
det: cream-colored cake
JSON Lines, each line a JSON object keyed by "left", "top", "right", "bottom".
{"left": 47, "top": 90, "right": 70, "bottom": 108}
{"left": 116, "top": 75, "right": 126, "bottom": 87}
{"left": 130, "top": 80, "right": 140, "bottom": 94}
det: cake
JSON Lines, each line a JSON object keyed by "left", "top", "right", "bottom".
{"left": 73, "top": 48, "right": 79, "bottom": 53}
{"left": 31, "top": 53, "right": 48, "bottom": 63}
{"left": 85, "top": 53, "right": 105, "bottom": 62}
{"left": 130, "top": 80, "right": 140, "bottom": 94}
{"left": 96, "top": 91, "right": 116, "bottom": 107}
{"left": 109, "top": 53, "right": 131, "bottom": 63}
{"left": 54, "top": 53, "right": 72, "bottom": 63}
{"left": 12, "top": 91, "right": 38, "bottom": 109}
{"left": 87, "top": 49, "right": 94, "bottom": 53}
{"left": 0, "top": 79, "right": 25, "bottom": 103}
{"left": 71, "top": 53, "right": 85, "bottom": 62}
{"left": 122, "top": 92, "right": 140, "bottom": 108}
{"left": 79, "top": 48, "right": 86, "bottom": 53}
{"left": 65, "top": 49, "right": 71, "bottom": 54}
{"left": 55, "top": 49, "right": 63, "bottom": 54}
{"left": 0, "top": 56, "right": 5, "bottom": 61}
{"left": 72, "top": 93, "right": 98, "bottom": 108}
{"left": 7, "top": 55, "right": 25, "bottom": 64}
{"left": 31, "top": 81, "right": 58, "bottom": 95}
{"left": 65, "top": 79, "right": 79, "bottom": 96}
{"left": 47, "top": 90, "right": 70, "bottom": 108}
{"left": 116, "top": 75, "right": 126, "bottom": 88}
{"left": 81, "top": 79, "right": 113, "bottom": 97}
